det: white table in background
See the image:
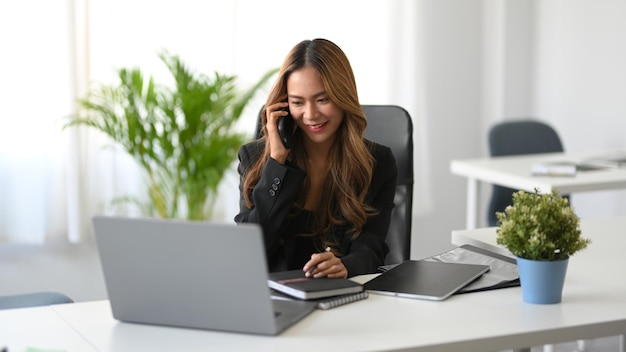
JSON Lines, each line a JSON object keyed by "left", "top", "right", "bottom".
{"left": 450, "top": 151, "right": 626, "bottom": 228}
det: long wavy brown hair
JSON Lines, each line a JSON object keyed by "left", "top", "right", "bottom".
{"left": 242, "top": 38, "right": 376, "bottom": 248}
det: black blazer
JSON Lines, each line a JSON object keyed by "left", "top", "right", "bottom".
{"left": 234, "top": 140, "right": 397, "bottom": 277}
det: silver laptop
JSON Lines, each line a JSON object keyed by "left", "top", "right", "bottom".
{"left": 92, "top": 215, "right": 317, "bottom": 335}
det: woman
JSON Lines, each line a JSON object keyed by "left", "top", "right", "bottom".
{"left": 235, "top": 38, "right": 397, "bottom": 278}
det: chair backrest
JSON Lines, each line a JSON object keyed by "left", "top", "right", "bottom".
{"left": 0, "top": 291, "right": 74, "bottom": 310}
{"left": 487, "top": 119, "right": 565, "bottom": 226}
{"left": 255, "top": 105, "right": 413, "bottom": 265}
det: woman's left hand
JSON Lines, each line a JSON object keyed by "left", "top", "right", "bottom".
{"left": 303, "top": 249, "right": 348, "bottom": 279}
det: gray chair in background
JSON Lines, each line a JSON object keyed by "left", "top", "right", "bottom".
{"left": 487, "top": 119, "right": 566, "bottom": 226}
{"left": 0, "top": 291, "right": 74, "bottom": 310}
{"left": 256, "top": 105, "right": 414, "bottom": 265}
{"left": 489, "top": 119, "right": 587, "bottom": 351}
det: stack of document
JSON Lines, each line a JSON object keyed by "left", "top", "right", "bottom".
{"left": 422, "top": 245, "right": 519, "bottom": 293}
{"left": 375, "top": 245, "right": 519, "bottom": 294}
{"left": 584, "top": 152, "right": 626, "bottom": 168}
{"left": 530, "top": 162, "right": 577, "bottom": 176}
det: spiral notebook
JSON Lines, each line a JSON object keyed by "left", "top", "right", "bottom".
{"left": 271, "top": 289, "right": 369, "bottom": 310}
{"left": 315, "top": 291, "right": 369, "bottom": 310}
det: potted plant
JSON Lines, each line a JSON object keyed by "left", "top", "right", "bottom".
{"left": 495, "top": 188, "right": 591, "bottom": 304}
{"left": 65, "top": 51, "right": 277, "bottom": 220}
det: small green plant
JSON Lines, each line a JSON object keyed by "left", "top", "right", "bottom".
{"left": 496, "top": 189, "right": 591, "bottom": 261}
{"left": 65, "top": 51, "right": 277, "bottom": 220}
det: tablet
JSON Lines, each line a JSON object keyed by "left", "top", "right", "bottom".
{"left": 364, "top": 260, "right": 490, "bottom": 301}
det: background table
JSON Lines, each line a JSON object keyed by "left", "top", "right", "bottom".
{"left": 450, "top": 152, "right": 626, "bottom": 228}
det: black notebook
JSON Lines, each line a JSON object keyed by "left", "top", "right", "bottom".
{"left": 364, "top": 260, "right": 490, "bottom": 301}
{"left": 268, "top": 270, "right": 364, "bottom": 300}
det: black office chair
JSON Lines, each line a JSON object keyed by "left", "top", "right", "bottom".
{"left": 255, "top": 105, "right": 414, "bottom": 265}
{"left": 487, "top": 119, "right": 567, "bottom": 226}
{"left": 0, "top": 291, "right": 74, "bottom": 310}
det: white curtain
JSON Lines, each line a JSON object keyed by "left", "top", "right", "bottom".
{"left": 1, "top": 1, "right": 75, "bottom": 243}
{"left": 0, "top": 0, "right": 429, "bottom": 243}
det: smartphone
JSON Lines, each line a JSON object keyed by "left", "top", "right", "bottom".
{"left": 277, "top": 104, "right": 295, "bottom": 149}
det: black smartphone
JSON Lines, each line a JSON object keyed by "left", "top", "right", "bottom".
{"left": 277, "top": 104, "right": 295, "bottom": 149}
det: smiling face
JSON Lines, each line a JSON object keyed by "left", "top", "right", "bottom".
{"left": 286, "top": 66, "right": 344, "bottom": 151}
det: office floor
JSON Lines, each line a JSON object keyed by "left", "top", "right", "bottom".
{"left": 0, "top": 239, "right": 621, "bottom": 352}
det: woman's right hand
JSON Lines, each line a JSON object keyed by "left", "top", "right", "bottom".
{"left": 266, "top": 100, "right": 290, "bottom": 164}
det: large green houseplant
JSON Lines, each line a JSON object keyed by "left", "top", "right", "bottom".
{"left": 495, "top": 189, "right": 591, "bottom": 303}
{"left": 65, "top": 51, "right": 276, "bottom": 220}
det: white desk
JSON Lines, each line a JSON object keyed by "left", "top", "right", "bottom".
{"left": 452, "top": 215, "right": 626, "bottom": 352}
{"left": 0, "top": 304, "right": 96, "bottom": 351}
{"left": 2, "top": 216, "right": 626, "bottom": 352}
{"left": 450, "top": 152, "right": 626, "bottom": 228}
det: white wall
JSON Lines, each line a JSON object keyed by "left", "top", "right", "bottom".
{"left": 3, "top": 0, "right": 625, "bottom": 260}
{"left": 409, "top": 0, "right": 484, "bottom": 258}
{"left": 413, "top": 0, "right": 626, "bottom": 259}
{"left": 1, "top": 0, "right": 424, "bottom": 243}
{"left": 532, "top": 0, "right": 626, "bottom": 218}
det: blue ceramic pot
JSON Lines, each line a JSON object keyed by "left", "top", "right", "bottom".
{"left": 516, "top": 257, "right": 569, "bottom": 304}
